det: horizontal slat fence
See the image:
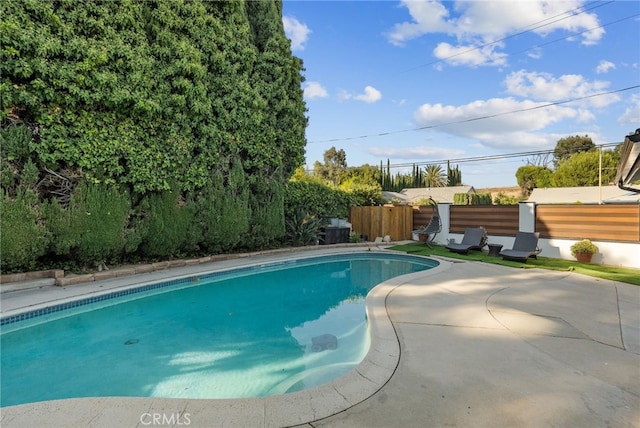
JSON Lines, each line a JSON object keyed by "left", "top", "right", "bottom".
{"left": 449, "top": 205, "right": 520, "bottom": 235}
{"left": 536, "top": 204, "right": 640, "bottom": 242}
{"left": 412, "top": 205, "right": 438, "bottom": 228}
{"left": 350, "top": 205, "right": 413, "bottom": 241}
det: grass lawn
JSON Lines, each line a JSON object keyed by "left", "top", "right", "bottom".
{"left": 388, "top": 242, "right": 640, "bottom": 286}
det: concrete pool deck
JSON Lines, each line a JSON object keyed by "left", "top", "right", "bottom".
{"left": 1, "top": 246, "right": 639, "bottom": 427}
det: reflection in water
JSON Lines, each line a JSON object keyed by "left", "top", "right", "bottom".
{"left": 1, "top": 254, "right": 436, "bottom": 406}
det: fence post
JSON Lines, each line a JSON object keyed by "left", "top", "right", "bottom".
{"left": 437, "top": 203, "right": 451, "bottom": 244}
{"left": 519, "top": 202, "right": 536, "bottom": 233}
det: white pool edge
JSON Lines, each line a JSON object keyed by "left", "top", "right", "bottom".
{"left": 1, "top": 249, "right": 451, "bottom": 428}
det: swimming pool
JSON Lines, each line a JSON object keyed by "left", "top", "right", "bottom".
{"left": 0, "top": 252, "right": 437, "bottom": 407}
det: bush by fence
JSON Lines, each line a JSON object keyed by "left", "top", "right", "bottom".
{"left": 1, "top": 190, "right": 48, "bottom": 271}
{"left": 453, "top": 193, "right": 492, "bottom": 205}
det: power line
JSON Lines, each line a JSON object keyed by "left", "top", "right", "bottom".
{"left": 306, "top": 3, "right": 639, "bottom": 146}
{"left": 506, "top": 12, "right": 640, "bottom": 59}
{"left": 304, "top": 143, "right": 621, "bottom": 174}
{"left": 309, "top": 85, "right": 640, "bottom": 144}
{"left": 384, "top": 143, "right": 620, "bottom": 171}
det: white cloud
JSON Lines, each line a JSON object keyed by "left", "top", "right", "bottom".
{"left": 527, "top": 48, "right": 543, "bottom": 60}
{"left": 283, "top": 16, "right": 311, "bottom": 51}
{"left": 412, "top": 97, "right": 578, "bottom": 149}
{"left": 386, "top": 0, "right": 603, "bottom": 67}
{"left": 433, "top": 42, "right": 507, "bottom": 67}
{"left": 503, "top": 70, "right": 619, "bottom": 107}
{"left": 595, "top": 60, "right": 616, "bottom": 74}
{"left": 618, "top": 94, "right": 640, "bottom": 124}
{"left": 355, "top": 86, "right": 382, "bottom": 103}
{"left": 386, "top": 0, "right": 452, "bottom": 46}
{"left": 367, "top": 146, "right": 464, "bottom": 160}
{"left": 340, "top": 86, "right": 382, "bottom": 103}
{"left": 303, "top": 81, "right": 328, "bottom": 100}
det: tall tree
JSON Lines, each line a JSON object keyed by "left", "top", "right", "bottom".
{"left": 553, "top": 135, "right": 595, "bottom": 166}
{"left": 447, "top": 161, "right": 462, "bottom": 186}
{"left": 424, "top": 164, "right": 447, "bottom": 187}
{"left": 516, "top": 165, "right": 553, "bottom": 196}
{"left": 313, "top": 146, "right": 347, "bottom": 186}
{"left": 553, "top": 150, "right": 619, "bottom": 187}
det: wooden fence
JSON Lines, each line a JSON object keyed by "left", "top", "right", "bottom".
{"left": 536, "top": 204, "right": 640, "bottom": 242}
{"left": 449, "top": 205, "right": 520, "bottom": 236}
{"left": 350, "top": 203, "right": 640, "bottom": 243}
{"left": 350, "top": 205, "right": 413, "bottom": 241}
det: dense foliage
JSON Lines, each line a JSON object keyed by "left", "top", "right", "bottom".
{"left": 1, "top": 0, "right": 308, "bottom": 272}
{"left": 552, "top": 150, "right": 619, "bottom": 187}
{"left": 453, "top": 193, "right": 492, "bottom": 205}
{"left": 516, "top": 136, "right": 620, "bottom": 195}
{"left": 553, "top": 135, "right": 595, "bottom": 166}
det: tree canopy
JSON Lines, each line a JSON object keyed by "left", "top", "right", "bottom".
{"left": 1, "top": 0, "right": 309, "bottom": 271}
{"left": 553, "top": 135, "right": 595, "bottom": 166}
{"left": 313, "top": 146, "right": 347, "bottom": 186}
{"left": 516, "top": 135, "right": 620, "bottom": 195}
{"left": 1, "top": 0, "right": 307, "bottom": 194}
{"left": 553, "top": 150, "right": 619, "bottom": 187}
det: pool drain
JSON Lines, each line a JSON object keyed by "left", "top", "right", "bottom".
{"left": 311, "top": 334, "right": 337, "bottom": 352}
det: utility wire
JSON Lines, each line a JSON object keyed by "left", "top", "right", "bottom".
{"left": 506, "top": 12, "right": 640, "bottom": 59}
{"left": 309, "top": 85, "right": 640, "bottom": 144}
{"left": 385, "top": 143, "right": 620, "bottom": 170}
{"left": 304, "top": 142, "right": 621, "bottom": 173}
{"left": 307, "top": 3, "right": 639, "bottom": 145}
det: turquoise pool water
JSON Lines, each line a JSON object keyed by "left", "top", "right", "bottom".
{"left": 0, "top": 253, "right": 437, "bottom": 407}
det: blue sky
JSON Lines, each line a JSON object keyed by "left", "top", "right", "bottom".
{"left": 282, "top": 0, "right": 640, "bottom": 188}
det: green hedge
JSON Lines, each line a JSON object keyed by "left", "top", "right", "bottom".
{"left": 42, "top": 182, "right": 130, "bottom": 266}
{"left": 1, "top": 190, "right": 48, "bottom": 271}
{"left": 284, "top": 180, "right": 353, "bottom": 220}
{"left": 1, "top": 1, "right": 308, "bottom": 272}
{"left": 453, "top": 192, "right": 493, "bottom": 205}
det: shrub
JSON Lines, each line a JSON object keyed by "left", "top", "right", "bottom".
{"left": 285, "top": 211, "right": 324, "bottom": 246}
{"left": 453, "top": 193, "right": 469, "bottom": 205}
{"left": 1, "top": 190, "right": 49, "bottom": 272}
{"left": 494, "top": 192, "right": 521, "bottom": 205}
{"left": 338, "top": 178, "right": 384, "bottom": 206}
{"left": 42, "top": 198, "right": 79, "bottom": 257}
{"left": 285, "top": 180, "right": 352, "bottom": 220}
{"left": 570, "top": 239, "right": 598, "bottom": 256}
{"left": 42, "top": 182, "right": 130, "bottom": 266}
{"left": 0, "top": 125, "right": 32, "bottom": 162}
{"left": 75, "top": 183, "right": 130, "bottom": 265}
{"left": 196, "top": 165, "right": 250, "bottom": 253}
{"left": 454, "top": 193, "right": 492, "bottom": 205}
{"left": 247, "top": 182, "right": 285, "bottom": 249}
{"left": 138, "top": 190, "right": 190, "bottom": 259}
{"left": 349, "top": 232, "right": 363, "bottom": 243}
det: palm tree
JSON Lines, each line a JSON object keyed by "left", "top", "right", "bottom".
{"left": 424, "top": 164, "right": 447, "bottom": 187}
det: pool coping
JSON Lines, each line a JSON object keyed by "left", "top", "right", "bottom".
{"left": 0, "top": 246, "right": 451, "bottom": 427}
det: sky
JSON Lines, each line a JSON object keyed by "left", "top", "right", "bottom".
{"left": 281, "top": 0, "right": 640, "bottom": 188}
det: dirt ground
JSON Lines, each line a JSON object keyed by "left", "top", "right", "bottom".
{"left": 476, "top": 186, "right": 524, "bottom": 200}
